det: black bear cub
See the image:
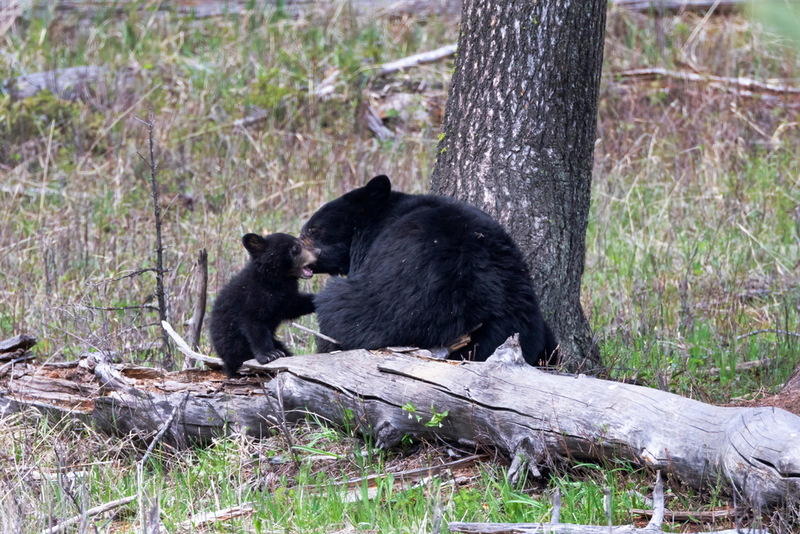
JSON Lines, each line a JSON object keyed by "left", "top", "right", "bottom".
{"left": 210, "top": 233, "right": 318, "bottom": 377}
{"left": 301, "top": 175, "right": 558, "bottom": 366}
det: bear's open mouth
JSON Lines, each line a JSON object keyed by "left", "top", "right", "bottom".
{"left": 301, "top": 266, "right": 313, "bottom": 279}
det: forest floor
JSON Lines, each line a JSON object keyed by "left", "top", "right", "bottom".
{"left": 1, "top": 1, "right": 799, "bottom": 532}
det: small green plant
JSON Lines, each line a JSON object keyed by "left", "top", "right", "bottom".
{"left": 402, "top": 402, "right": 449, "bottom": 427}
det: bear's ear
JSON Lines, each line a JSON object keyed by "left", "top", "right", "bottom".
{"left": 364, "top": 175, "right": 391, "bottom": 201}
{"left": 242, "top": 233, "right": 267, "bottom": 255}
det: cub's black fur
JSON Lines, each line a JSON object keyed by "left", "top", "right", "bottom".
{"left": 210, "top": 233, "right": 317, "bottom": 376}
{"left": 300, "top": 175, "right": 558, "bottom": 366}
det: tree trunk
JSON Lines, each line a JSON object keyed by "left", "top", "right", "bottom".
{"left": 3, "top": 350, "right": 800, "bottom": 506}
{"left": 430, "top": 0, "right": 606, "bottom": 371}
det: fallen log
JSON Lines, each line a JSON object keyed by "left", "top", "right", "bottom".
{"left": 1, "top": 344, "right": 799, "bottom": 506}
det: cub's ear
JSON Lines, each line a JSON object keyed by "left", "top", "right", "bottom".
{"left": 242, "top": 233, "right": 267, "bottom": 255}
{"left": 364, "top": 175, "right": 391, "bottom": 201}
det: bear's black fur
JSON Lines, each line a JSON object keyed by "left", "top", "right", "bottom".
{"left": 210, "top": 233, "right": 318, "bottom": 377}
{"left": 300, "top": 175, "right": 558, "bottom": 366}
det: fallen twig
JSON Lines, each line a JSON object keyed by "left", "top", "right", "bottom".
{"left": 180, "top": 503, "right": 255, "bottom": 530}
{"left": 378, "top": 44, "right": 457, "bottom": 76}
{"left": 317, "top": 455, "right": 484, "bottom": 503}
{"left": 702, "top": 358, "right": 778, "bottom": 377}
{"left": 609, "top": 0, "right": 746, "bottom": 13}
{"left": 163, "top": 320, "right": 274, "bottom": 374}
{"left": 633, "top": 506, "right": 734, "bottom": 522}
{"left": 290, "top": 322, "right": 339, "bottom": 344}
{"left": 737, "top": 328, "right": 800, "bottom": 341}
{"left": 162, "top": 321, "right": 223, "bottom": 369}
{"left": 315, "top": 43, "right": 457, "bottom": 100}
{"left": 40, "top": 495, "right": 136, "bottom": 534}
{"left": 449, "top": 472, "right": 763, "bottom": 534}
{"left": 616, "top": 68, "right": 800, "bottom": 96}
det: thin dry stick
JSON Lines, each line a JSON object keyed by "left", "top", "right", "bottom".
{"left": 737, "top": 329, "right": 800, "bottom": 341}
{"left": 290, "top": 322, "right": 339, "bottom": 344}
{"left": 179, "top": 503, "right": 255, "bottom": 530}
{"left": 550, "top": 488, "right": 561, "bottom": 523}
{"left": 37, "top": 120, "right": 55, "bottom": 228}
{"left": 162, "top": 320, "right": 223, "bottom": 369}
{"left": 616, "top": 68, "right": 800, "bottom": 96}
{"left": 187, "top": 248, "right": 208, "bottom": 358}
{"left": 137, "top": 108, "right": 172, "bottom": 370}
{"left": 40, "top": 496, "right": 136, "bottom": 534}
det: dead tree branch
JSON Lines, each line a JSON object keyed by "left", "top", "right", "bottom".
{"left": 137, "top": 109, "right": 172, "bottom": 370}
{"left": 615, "top": 68, "right": 800, "bottom": 97}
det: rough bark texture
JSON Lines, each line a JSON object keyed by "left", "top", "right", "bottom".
{"left": 3, "top": 351, "right": 800, "bottom": 506}
{"left": 430, "top": 0, "right": 606, "bottom": 371}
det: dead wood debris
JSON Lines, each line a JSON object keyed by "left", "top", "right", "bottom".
{"left": 615, "top": 68, "right": 800, "bottom": 98}
{"left": 609, "top": 0, "right": 746, "bottom": 13}
{"left": 449, "top": 472, "right": 767, "bottom": 534}
{"left": 0, "top": 334, "right": 37, "bottom": 356}
{"left": 40, "top": 495, "right": 136, "bottom": 534}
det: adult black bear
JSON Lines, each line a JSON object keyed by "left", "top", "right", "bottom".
{"left": 210, "top": 233, "right": 318, "bottom": 377}
{"left": 300, "top": 175, "right": 558, "bottom": 366}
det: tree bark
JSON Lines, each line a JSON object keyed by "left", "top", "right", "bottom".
{"left": 3, "top": 350, "right": 800, "bottom": 506}
{"left": 430, "top": 0, "right": 606, "bottom": 371}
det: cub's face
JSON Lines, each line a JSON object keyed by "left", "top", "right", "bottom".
{"left": 242, "top": 233, "right": 318, "bottom": 279}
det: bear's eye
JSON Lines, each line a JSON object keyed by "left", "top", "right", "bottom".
{"left": 293, "top": 245, "right": 300, "bottom": 254}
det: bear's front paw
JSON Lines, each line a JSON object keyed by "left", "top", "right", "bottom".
{"left": 255, "top": 349, "right": 285, "bottom": 364}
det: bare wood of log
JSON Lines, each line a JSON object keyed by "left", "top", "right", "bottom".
{"left": 262, "top": 351, "right": 800, "bottom": 506}
{"left": 0, "top": 334, "right": 37, "bottom": 355}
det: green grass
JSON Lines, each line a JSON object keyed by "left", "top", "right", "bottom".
{"left": 1, "top": 3, "right": 800, "bottom": 532}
